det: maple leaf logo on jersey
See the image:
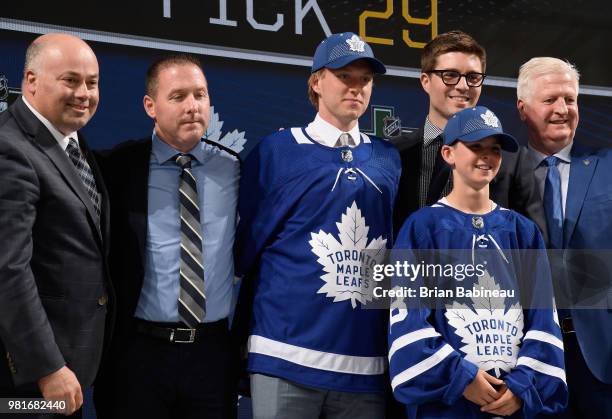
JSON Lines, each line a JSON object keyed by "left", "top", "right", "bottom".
{"left": 445, "top": 271, "right": 524, "bottom": 377}
{"left": 309, "top": 201, "right": 387, "bottom": 308}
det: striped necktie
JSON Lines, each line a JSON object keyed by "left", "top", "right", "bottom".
{"left": 335, "top": 132, "right": 353, "bottom": 147}
{"left": 175, "top": 154, "right": 206, "bottom": 327}
{"left": 65, "top": 137, "right": 101, "bottom": 219}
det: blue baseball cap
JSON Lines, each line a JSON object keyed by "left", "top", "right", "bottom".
{"left": 311, "top": 32, "right": 386, "bottom": 74}
{"left": 443, "top": 106, "right": 518, "bottom": 152}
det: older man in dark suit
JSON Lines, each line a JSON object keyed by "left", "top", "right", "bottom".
{"left": 0, "top": 33, "right": 111, "bottom": 417}
{"left": 518, "top": 56, "right": 612, "bottom": 418}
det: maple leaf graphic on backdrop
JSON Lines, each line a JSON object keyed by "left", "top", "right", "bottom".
{"left": 204, "top": 106, "right": 247, "bottom": 153}
{"left": 309, "top": 201, "right": 386, "bottom": 308}
{"left": 445, "top": 271, "right": 524, "bottom": 377}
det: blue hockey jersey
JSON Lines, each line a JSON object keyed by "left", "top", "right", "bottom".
{"left": 389, "top": 200, "right": 567, "bottom": 418}
{"left": 235, "top": 127, "right": 400, "bottom": 393}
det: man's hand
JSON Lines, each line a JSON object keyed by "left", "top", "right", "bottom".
{"left": 38, "top": 366, "right": 83, "bottom": 416}
{"left": 481, "top": 384, "right": 523, "bottom": 416}
{"left": 463, "top": 369, "right": 503, "bottom": 406}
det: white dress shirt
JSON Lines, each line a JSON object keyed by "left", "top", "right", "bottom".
{"left": 305, "top": 114, "right": 361, "bottom": 148}
{"left": 22, "top": 96, "right": 77, "bottom": 150}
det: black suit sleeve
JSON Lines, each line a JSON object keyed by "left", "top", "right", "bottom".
{"left": 0, "top": 136, "right": 65, "bottom": 386}
{"left": 508, "top": 147, "right": 549, "bottom": 244}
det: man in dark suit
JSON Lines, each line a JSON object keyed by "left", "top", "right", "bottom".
{"left": 0, "top": 33, "right": 111, "bottom": 417}
{"left": 518, "top": 56, "right": 612, "bottom": 418}
{"left": 391, "top": 31, "right": 545, "bottom": 237}
{"left": 95, "top": 54, "right": 239, "bottom": 419}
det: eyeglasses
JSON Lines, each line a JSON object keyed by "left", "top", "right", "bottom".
{"left": 428, "top": 70, "right": 486, "bottom": 87}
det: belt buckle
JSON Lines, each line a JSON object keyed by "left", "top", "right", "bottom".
{"left": 170, "top": 328, "right": 196, "bottom": 343}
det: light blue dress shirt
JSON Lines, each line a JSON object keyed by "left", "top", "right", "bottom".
{"left": 135, "top": 133, "right": 239, "bottom": 322}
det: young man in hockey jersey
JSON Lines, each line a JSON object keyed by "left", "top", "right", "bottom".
{"left": 389, "top": 106, "right": 567, "bottom": 418}
{"left": 234, "top": 33, "right": 400, "bottom": 418}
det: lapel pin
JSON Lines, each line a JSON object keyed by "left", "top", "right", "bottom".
{"left": 583, "top": 159, "right": 590, "bottom": 165}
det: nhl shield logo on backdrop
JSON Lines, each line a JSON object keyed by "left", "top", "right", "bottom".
{"left": 0, "top": 75, "right": 9, "bottom": 113}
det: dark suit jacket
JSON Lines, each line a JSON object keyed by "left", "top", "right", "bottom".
{"left": 390, "top": 127, "right": 548, "bottom": 242}
{"left": 0, "top": 98, "right": 111, "bottom": 392}
{"left": 556, "top": 144, "right": 612, "bottom": 384}
{"left": 95, "top": 139, "right": 152, "bottom": 346}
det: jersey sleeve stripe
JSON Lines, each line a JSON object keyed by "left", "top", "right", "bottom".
{"left": 523, "top": 330, "right": 564, "bottom": 351}
{"left": 248, "top": 335, "right": 386, "bottom": 375}
{"left": 391, "top": 344, "right": 454, "bottom": 390}
{"left": 516, "top": 356, "right": 567, "bottom": 383}
{"left": 389, "top": 328, "right": 441, "bottom": 360}
{"left": 291, "top": 127, "right": 312, "bottom": 144}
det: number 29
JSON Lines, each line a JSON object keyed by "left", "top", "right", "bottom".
{"left": 359, "top": 0, "right": 438, "bottom": 49}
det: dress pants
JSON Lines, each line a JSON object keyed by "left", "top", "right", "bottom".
{"left": 109, "top": 319, "right": 237, "bottom": 419}
{"left": 250, "top": 373, "right": 385, "bottom": 419}
{"left": 555, "top": 331, "right": 612, "bottom": 419}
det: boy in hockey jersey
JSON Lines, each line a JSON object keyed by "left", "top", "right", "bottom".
{"left": 389, "top": 106, "right": 567, "bottom": 418}
{"left": 234, "top": 33, "right": 400, "bottom": 418}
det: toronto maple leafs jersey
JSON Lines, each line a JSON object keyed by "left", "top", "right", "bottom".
{"left": 389, "top": 200, "right": 567, "bottom": 418}
{"left": 235, "top": 127, "right": 400, "bottom": 393}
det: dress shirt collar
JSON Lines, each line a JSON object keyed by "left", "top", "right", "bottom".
{"left": 151, "top": 130, "right": 205, "bottom": 165}
{"left": 423, "top": 116, "right": 444, "bottom": 146}
{"left": 528, "top": 141, "right": 573, "bottom": 167}
{"left": 305, "top": 113, "right": 361, "bottom": 147}
{"left": 22, "top": 96, "right": 77, "bottom": 151}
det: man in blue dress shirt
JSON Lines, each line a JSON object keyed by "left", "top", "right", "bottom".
{"left": 94, "top": 54, "right": 240, "bottom": 419}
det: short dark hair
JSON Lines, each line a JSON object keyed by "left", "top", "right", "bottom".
{"left": 421, "top": 31, "right": 486, "bottom": 73}
{"left": 145, "top": 54, "right": 203, "bottom": 97}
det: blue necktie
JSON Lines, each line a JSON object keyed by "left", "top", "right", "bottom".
{"left": 542, "top": 156, "right": 564, "bottom": 249}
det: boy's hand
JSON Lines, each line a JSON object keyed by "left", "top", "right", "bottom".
{"left": 463, "top": 370, "right": 504, "bottom": 406}
{"left": 481, "top": 384, "right": 523, "bottom": 416}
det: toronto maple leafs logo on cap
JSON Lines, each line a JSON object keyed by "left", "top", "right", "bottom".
{"left": 311, "top": 32, "right": 386, "bottom": 74}
{"left": 443, "top": 106, "right": 518, "bottom": 152}
{"left": 346, "top": 34, "right": 365, "bottom": 52}
{"left": 480, "top": 109, "right": 500, "bottom": 128}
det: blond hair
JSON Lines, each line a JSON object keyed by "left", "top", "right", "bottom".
{"left": 307, "top": 69, "right": 326, "bottom": 110}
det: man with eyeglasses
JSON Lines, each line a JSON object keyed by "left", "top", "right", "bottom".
{"left": 389, "top": 30, "right": 546, "bottom": 238}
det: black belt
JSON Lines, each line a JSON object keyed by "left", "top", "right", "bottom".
{"left": 561, "top": 317, "right": 575, "bottom": 334}
{"left": 134, "top": 318, "right": 228, "bottom": 343}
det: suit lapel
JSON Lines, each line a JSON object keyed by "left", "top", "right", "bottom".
{"left": 84, "top": 140, "right": 110, "bottom": 248}
{"left": 427, "top": 135, "right": 450, "bottom": 205}
{"left": 564, "top": 145, "right": 597, "bottom": 247}
{"left": 128, "top": 140, "right": 152, "bottom": 264}
{"left": 11, "top": 98, "right": 103, "bottom": 241}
